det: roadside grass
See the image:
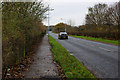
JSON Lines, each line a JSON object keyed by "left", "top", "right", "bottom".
{"left": 48, "top": 35, "right": 96, "bottom": 79}
{"left": 70, "top": 35, "right": 119, "bottom": 45}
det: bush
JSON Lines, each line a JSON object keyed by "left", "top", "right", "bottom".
{"left": 2, "top": 1, "right": 47, "bottom": 67}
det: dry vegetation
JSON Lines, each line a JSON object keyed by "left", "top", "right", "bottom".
{"left": 2, "top": 1, "right": 48, "bottom": 68}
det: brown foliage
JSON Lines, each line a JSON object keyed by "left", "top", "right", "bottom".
{"left": 2, "top": 2, "right": 47, "bottom": 68}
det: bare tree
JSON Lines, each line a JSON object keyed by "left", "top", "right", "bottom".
{"left": 67, "top": 19, "right": 75, "bottom": 27}
{"left": 85, "top": 3, "right": 108, "bottom": 26}
{"left": 105, "top": 2, "right": 120, "bottom": 26}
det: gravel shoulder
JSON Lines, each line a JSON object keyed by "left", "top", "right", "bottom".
{"left": 23, "top": 35, "right": 59, "bottom": 78}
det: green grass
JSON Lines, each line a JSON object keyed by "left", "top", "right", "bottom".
{"left": 48, "top": 35, "right": 96, "bottom": 79}
{"left": 70, "top": 35, "right": 119, "bottom": 45}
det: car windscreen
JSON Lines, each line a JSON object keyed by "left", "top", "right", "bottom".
{"left": 60, "top": 32, "right": 67, "bottom": 35}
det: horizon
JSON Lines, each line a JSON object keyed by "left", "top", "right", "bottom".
{"left": 42, "top": 0, "right": 119, "bottom": 26}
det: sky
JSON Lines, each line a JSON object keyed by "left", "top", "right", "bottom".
{"left": 42, "top": 0, "right": 119, "bottom": 26}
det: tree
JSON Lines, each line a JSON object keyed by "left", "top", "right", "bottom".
{"left": 82, "top": 2, "right": 119, "bottom": 40}
{"left": 67, "top": 19, "right": 75, "bottom": 27}
{"left": 54, "top": 23, "right": 66, "bottom": 32}
{"left": 2, "top": 1, "right": 48, "bottom": 67}
{"left": 105, "top": 2, "right": 120, "bottom": 26}
{"left": 85, "top": 3, "right": 108, "bottom": 26}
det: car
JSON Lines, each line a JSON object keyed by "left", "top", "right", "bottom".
{"left": 58, "top": 32, "right": 68, "bottom": 39}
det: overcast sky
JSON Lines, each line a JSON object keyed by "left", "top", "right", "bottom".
{"left": 42, "top": 0, "right": 119, "bottom": 26}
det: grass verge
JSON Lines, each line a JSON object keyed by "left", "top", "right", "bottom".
{"left": 48, "top": 35, "right": 96, "bottom": 79}
{"left": 70, "top": 35, "right": 119, "bottom": 45}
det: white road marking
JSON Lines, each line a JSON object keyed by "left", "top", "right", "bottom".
{"left": 99, "top": 47, "right": 111, "bottom": 52}
{"left": 86, "top": 43, "right": 95, "bottom": 47}
{"left": 70, "top": 54, "right": 74, "bottom": 55}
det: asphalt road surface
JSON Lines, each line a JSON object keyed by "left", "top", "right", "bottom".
{"left": 50, "top": 32, "right": 119, "bottom": 78}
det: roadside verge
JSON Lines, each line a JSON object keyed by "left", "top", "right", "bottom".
{"left": 48, "top": 35, "right": 97, "bottom": 79}
{"left": 70, "top": 35, "right": 119, "bottom": 45}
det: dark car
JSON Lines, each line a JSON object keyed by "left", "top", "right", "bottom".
{"left": 58, "top": 32, "right": 68, "bottom": 39}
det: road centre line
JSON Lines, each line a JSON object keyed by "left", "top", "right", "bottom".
{"left": 86, "top": 43, "right": 95, "bottom": 47}
{"left": 99, "top": 47, "right": 111, "bottom": 52}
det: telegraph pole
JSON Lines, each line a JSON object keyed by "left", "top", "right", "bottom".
{"left": 48, "top": 5, "right": 50, "bottom": 35}
{"left": 47, "top": 5, "right": 54, "bottom": 35}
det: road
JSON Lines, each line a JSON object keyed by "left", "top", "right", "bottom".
{"left": 50, "top": 32, "right": 119, "bottom": 78}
